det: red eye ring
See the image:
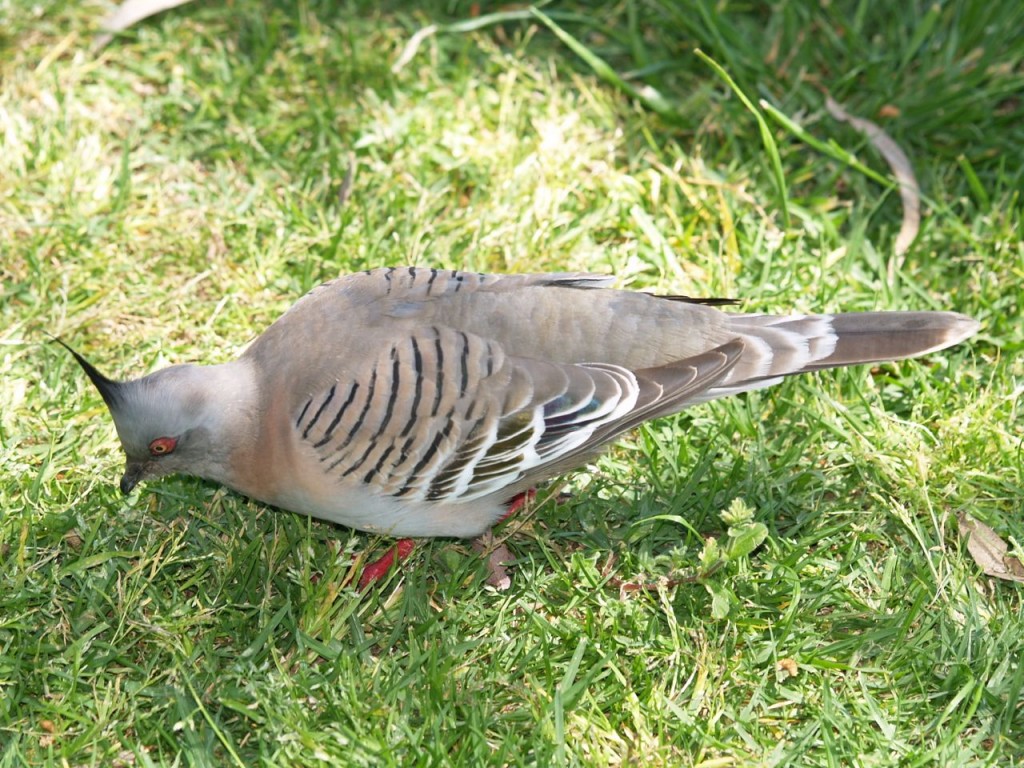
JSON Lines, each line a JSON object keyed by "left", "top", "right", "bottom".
{"left": 148, "top": 436, "right": 178, "bottom": 456}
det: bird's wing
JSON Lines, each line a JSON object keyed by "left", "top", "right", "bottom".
{"left": 292, "top": 324, "right": 742, "bottom": 506}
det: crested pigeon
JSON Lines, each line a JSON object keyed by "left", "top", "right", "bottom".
{"left": 63, "top": 267, "right": 978, "bottom": 542}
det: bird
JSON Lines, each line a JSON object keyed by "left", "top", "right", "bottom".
{"left": 61, "top": 267, "right": 979, "bottom": 583}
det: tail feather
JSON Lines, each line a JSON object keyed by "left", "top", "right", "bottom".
{"left": 803, "top": 311, "right": 980, "bottom": 370}
{"left": 694, "top": 311, "right": 979, "bottom": 403}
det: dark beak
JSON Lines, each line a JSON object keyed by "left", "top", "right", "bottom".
{"left": 120, "top": 462, "right": 145, "bottom": 495}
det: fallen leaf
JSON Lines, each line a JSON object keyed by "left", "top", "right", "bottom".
{"left": 957, "top": 513, "right": 1024, "bottom": 583}
{"left": 472, "top": 532, "right": 513, "bottom": 591}
{"left": 777, "top": 658, "right": 799, "bottom": 678}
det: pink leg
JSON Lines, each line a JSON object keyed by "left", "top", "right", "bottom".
{"left": 358, "top": 538, "right": 416, "bottom": 590}
{"left": 500, "top": 489, "right": 536, "bottom": 522}
{"left": 357, "top": 490, "right": 548, "bottom": 590}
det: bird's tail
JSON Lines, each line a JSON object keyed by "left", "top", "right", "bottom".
{"left": 697, "top": 311, "right": 979, "bottom": 402}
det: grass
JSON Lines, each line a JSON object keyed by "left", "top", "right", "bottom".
{"left": 1, "top": 0, "right": 1022, "bottom": 764}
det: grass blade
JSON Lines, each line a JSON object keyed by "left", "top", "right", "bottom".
{"left": 695, "top": 48, "right": 790, "bottom": 226}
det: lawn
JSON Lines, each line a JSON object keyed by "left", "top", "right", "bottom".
{"left": 1, "top": 0, "right": 1022, "bottom": 765}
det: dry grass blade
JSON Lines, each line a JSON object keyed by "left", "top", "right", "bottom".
{"left": 95, "top": 0, "right": 196, "bottom": 49}
{"left": 825, "top": 95, "right": 921, "bottom": 261}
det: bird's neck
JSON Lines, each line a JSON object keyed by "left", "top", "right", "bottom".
{"left": 191, "top": 359, "right": 261, "bottom": 488}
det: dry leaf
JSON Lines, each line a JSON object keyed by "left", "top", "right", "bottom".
{"left": 957, "top": 513, "right": 1024, "bottom": 583}
{"left": 777, "top": 658, "right": 799, "bottom": 678}
{"left": 472, "top": 532, "right": 513, "bottom": 591}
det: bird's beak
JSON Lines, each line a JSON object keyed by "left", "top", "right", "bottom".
{"left": 120, "top": 462, "right": 146, "bottom": 495}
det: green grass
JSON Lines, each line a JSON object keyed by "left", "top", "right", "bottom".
{"left": 1, "top": 0, "right": 1022, "bottom": 764}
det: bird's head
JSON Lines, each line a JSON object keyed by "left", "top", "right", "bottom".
{"left": 57, "top": 339, "right": 241, "bottom": 494}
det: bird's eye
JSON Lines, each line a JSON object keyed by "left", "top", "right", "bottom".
{"left": 148, "top": 436, "right": 178, "bottom": 456}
